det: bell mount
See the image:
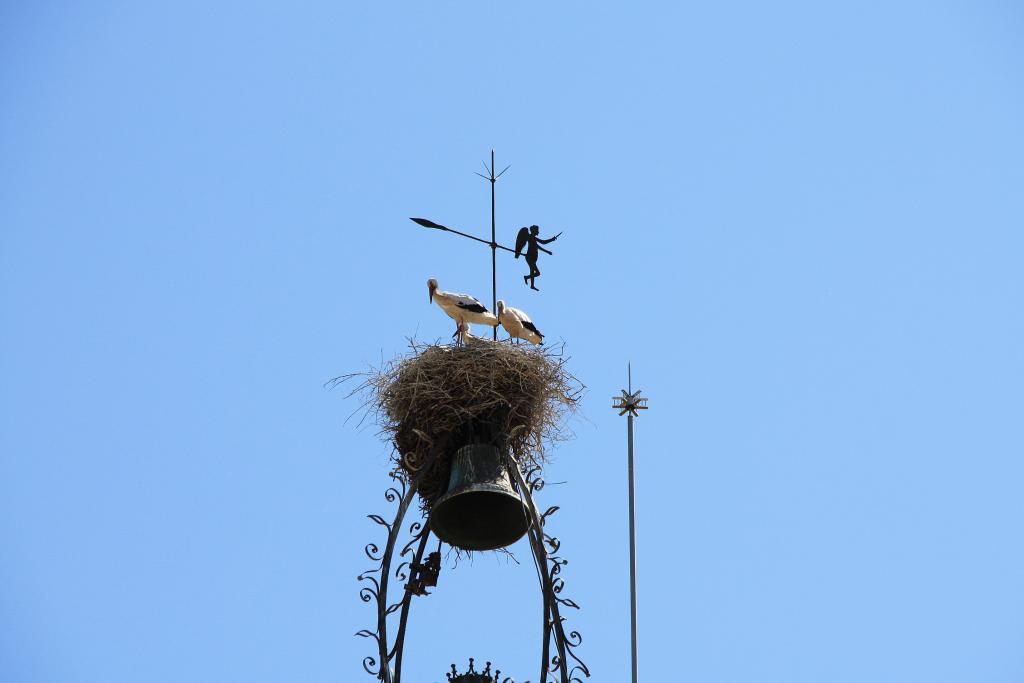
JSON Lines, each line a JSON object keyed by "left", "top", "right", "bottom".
{"left": 355, "top": 450, "right": 589, "bottom": 683}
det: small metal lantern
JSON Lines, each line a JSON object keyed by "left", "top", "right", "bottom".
{"left": 405, "top": 551, "right": 440, "bottom": 596}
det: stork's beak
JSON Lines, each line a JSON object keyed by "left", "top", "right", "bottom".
{"left": 429, "top": 289, "right": 434, "bottom": 303}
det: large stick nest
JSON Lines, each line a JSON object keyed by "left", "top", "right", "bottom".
{"left": 336, "top": 338, "right": 584, "bottom": 512}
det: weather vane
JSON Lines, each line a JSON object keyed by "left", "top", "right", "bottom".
{"left": 411, "top": 151, "right": 563, "bottom": 339}
{"left": 349, "top": 151, "right": 596, "bottom": 683}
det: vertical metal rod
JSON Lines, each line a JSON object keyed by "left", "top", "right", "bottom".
{"left": 490, "top": 149, "right": 497, "bottom": 340}
{"left": 506, "top": 455, "right": 571, "bottom": 683}
{"left": 627, "top": 410, "right": 638, "bottom": 683}
{"left": 614, "top": 363, "right": 646, "bottom": 683}
{"left": 373, "top": 477, "right": 422, "bottom": 683}
{"left": 391, "top": 527, "right": 432, "bottom": 683}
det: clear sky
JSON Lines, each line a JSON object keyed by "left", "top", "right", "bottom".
{"left": 2, "top": 2, "right": 1023, "bottom": 681}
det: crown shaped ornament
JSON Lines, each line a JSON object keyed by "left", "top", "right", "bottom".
{"left": 446, "top": 658, "right": 511, "bottom": 683}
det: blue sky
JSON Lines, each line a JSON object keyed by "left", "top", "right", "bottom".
{"left": 2, "top": 2, "right": 1023, "bottom": 681}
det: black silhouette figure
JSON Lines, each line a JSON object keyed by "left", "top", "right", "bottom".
{"left": 514, "top": 225, "right": 561, "bottom": 291}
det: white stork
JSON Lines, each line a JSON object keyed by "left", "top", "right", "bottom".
{"left": 427, "top": 278, "right": 498, "bottom": 344}
{"left": 496, "top": 300, "right": 544, "bottom": 345}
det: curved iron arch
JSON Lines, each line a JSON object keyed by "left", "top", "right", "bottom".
{"left": 355, "top": 455, "right": 590, "bottom": 683}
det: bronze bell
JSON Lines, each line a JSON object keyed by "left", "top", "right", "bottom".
{"left": 429, "top": 443, "right": 530, "bottom": 551}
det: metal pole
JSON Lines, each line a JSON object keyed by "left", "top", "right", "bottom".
{"left": 613, "top": 363, "right": 646, "bottom": 683}
{"left": 627, "top": 410, "right": 638, "bottom": 683}
{"left": 490, "top": 149, "right": 497, "bottom": 340}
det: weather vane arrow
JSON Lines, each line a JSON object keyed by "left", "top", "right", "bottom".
{"left": 409, "top": 217, "right": 517, "bottom": 253}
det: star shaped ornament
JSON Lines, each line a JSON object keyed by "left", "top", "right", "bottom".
{"left": 612, "top": 389, "right": 649, "bottom": 417}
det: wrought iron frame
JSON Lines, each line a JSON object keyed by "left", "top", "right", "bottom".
{"left": 356, "top": 452, "right": 590, "bottom": 683}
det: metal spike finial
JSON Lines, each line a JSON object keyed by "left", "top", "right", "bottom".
{"left": 613, "top": 363, "right": 648, "bottom": 417}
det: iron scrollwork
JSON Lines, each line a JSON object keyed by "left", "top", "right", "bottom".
{"left": 356, "top": 464, "right": 436, "bottom": 683}
{"left": 507, "top": 456, "right": 591, "bottom": 683}
{"left": 357, "top": 454, "right": 589, "bottom": 683}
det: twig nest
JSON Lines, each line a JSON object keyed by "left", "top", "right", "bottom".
{"left": 344, "top": 338, "right": 583, "bottom": 511}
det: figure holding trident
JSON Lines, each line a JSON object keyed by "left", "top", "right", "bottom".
{"left": 515, "top": 225, "right": 562, "bottom": 291}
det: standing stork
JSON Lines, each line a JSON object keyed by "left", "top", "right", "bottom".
{"left": 496, "top": 300, "right": 545, "bottom": 345}
{"left": 427, "top": 278, "right": 498, "bottom": 345}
